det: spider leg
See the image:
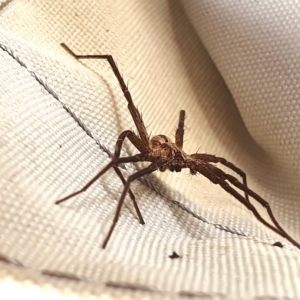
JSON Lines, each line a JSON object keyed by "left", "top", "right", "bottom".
{"left": 61, "top": 43, "right": 151, "bottom": 150}
{"left": 111, "top": 130, "right": 148, "bottom": 224}
{"left": 190, "top": 153, "right": 249, "bottom": 202}
{"left": 55, "top": 154, "right": 143, "bottom": 205}
{"left": 223, "top": 173, "right": 300, "bottom": 248}
{"left": 112, "top": 166, "right": 144, "bottom": 224}
{"left": 216, "top": 179, "right": 285, "bottom": 237}
{"left": 94, "top": 141, "right": 141, "bottom": 220}
{"left": 193, "top": 162, "right": 300, "bottom": 249}
{"left": 102, "top": 163, "right": 157, "bottom": 248}
{"left": 56, "top": 130, "right": 147, "bottom": 222}
{"left": 175, "top": 110, "right": 185, "bottom": 149}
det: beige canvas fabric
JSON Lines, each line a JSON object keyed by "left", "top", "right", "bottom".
{"left": 0, "top": 0, "right": 300, "bottom": 299}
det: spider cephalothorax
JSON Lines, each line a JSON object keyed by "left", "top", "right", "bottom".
{"left": 56, "top": 43, "right": 300, "bottom": 250}
{"left": 149, "top": 134, "right": 187, "bottom": 172}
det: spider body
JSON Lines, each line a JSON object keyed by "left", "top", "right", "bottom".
{"left": 56, "top": 43, "right": 300, "bottom": 250}
{"left": 149, "top": 134, "right": 186, "bottom": 172}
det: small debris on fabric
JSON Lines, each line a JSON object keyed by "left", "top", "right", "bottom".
{"left": 169, "top": 251, "right": 180, "bottom": 259}
{"left": 272, "top": 241, "right": 284, "bottom": 248}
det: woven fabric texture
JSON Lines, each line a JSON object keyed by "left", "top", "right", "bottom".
{"left": 0, "top": 0, "right": 300, "bottom": 299}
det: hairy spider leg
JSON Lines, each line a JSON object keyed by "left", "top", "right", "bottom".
{"left": 112, "top": 166, "right": 144, "bottom": 225}
{"left": 176, "top": 111, "right": 250, "bottom": 202}
{"left": 110, "top": 130, "right": 149, "bottom": 225}
{"left": 190, "top": 153, "right": 249, "bottom": 202}
{"left": 60, "top": 43, "right": 151, "bottom": 150}
{"left": 175, "top": 110, "right": 185, "bottom": 149}
{"left": 56, "top": 130, "right": 147, "bottom": 232}
{"left": 223, "top": 173, "right": 300, "bottom": 248}
{"left": 102, "top": 164, "right": 157, "bottom": 248}
{"left": 191, "top": 160, "right": 300, "bottom": 249}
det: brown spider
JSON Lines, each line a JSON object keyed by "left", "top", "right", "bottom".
{"left": 57, "top": 43, "right": 300, "bottom": 250}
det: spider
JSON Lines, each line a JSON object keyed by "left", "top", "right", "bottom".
{"left": 56, "top": 43, "right": 300, "bottom": 250}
